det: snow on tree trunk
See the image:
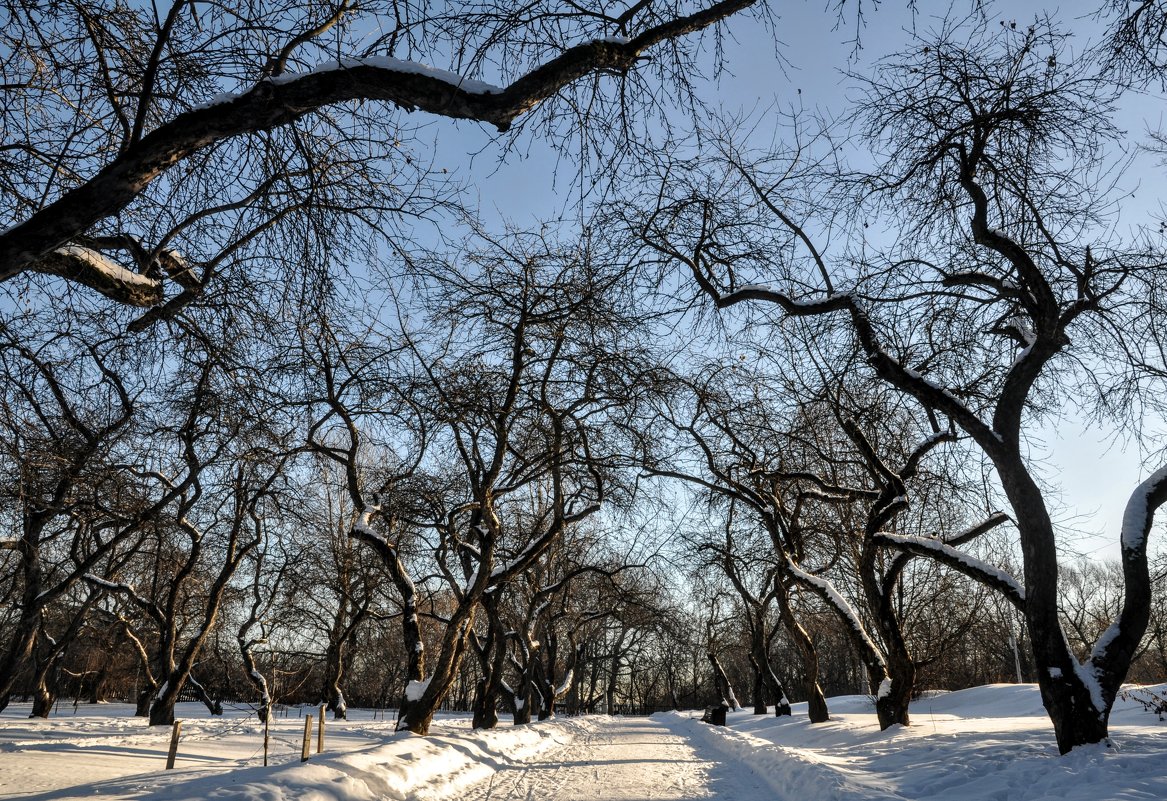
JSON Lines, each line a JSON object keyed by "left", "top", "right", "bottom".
{"left": 708, "top": 651, "right": 739, "bottom": 710}
{"left": 149, "top": 681, "right": 177, "bottom": 727}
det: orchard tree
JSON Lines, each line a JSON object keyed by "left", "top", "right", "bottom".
{"left": 306, "top": 228, "right": 659, "bottom": 734}
{"left": 0, "top": 329, "right": 151, "bottom": 711}
{"left": 637, "top": 17, "right": 1167, "bottom": 752}
{"left": 648, "top": 371, "right": 815, "bottom": 719}
{"left": 88, "top": 348, "right": 301, "bottom": 725}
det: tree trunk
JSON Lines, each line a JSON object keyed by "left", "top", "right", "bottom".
{"left": 707, "top": 650, "right": 739, "bottom": 710}
{"left": 535, "top": 632, "right": 558, "bottom": 721}
{"left": 0, "top": 611, "right": 40, "bottom": 713}
{"left": 239, "top": 643, "right": 272, "bottom": 722}
{"left": 472, "top": 597, "right": 507, "bottom": 730}
{"left": 188, "top": 675, "right": 223, "bottom": 716}
{"left": 872, "top": 657, "right": 913, "bottom": 731}
{"left": 393, "top": 565, "right": 428, "bottom": 728}
{"left": 512, "top": 633, "right": 539, "bottom": 725}
{"left": 88, "top": 663, "right": 109, "bottom": 704}
{"left": 29, "top": 668, "right": 56, "bottom": 719}
{"left": 149, "top": 683, "right": 178, "bottom": 726}
{"left": 749, "top": 655, "right": 768, "bottom": 714}
{"left": 513, "top": 685, "right": 533, "bottom": 725}
{"left": 749, "top": 620, "right": 790, "bottom": 716}
{"left": 398, "top": 608, "right": 475, "bottom": 735}
{"left": 135, "top": 684, "right": 154, "bottom": 717}
{"left": 775, "top": 589, "right": 828, "bottom": 722}
{"left": 1001, "top": 462, "right": 1110, "bottom": 753}
{"left": 322, "top": 642, "right": 348, "bottom": 720}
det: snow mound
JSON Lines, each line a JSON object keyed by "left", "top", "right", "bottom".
{"left": 0, "top": 704, "right": 598, "bottom": 801}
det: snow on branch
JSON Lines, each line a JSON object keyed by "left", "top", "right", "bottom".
{"left": 34, "top": 246, "right": 162, "bottom": 307}
{"left": 783, "top": 557, "right": 885, "bottom": 668}
{"left": 1120, "top": 464, "right": 1167, "bottom": 552}
{"left": 80, "top": 573, "right": 164, "bottom": 620}
{"left": 873, "top": 532, "right": 1025, "bottom": 609}
{"left": 554, "top": 669, "right": 574, "bottom": 698}
{"left": 405, "top": 677, "right": 432, "bottom": 702}
{"left": 268, "top": 56, "right": 502, "bottom": 95}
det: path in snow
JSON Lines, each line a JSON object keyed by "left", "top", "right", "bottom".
{"left": 458, "top": 715, "right": 767, "bottom": 801}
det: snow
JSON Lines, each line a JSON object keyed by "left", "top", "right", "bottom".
{"left": 53, "top": 245, "right": 158, "bottom": 293}
{"left": 877, "top": 678, "right": 892, "bottom": 699}
{"left": 874, "top": 533, "right": 1026, "bottom": 602}
{"left": 784, "top": 557, "right": 886, "bottom": 668}
{"left": 404, "top": 678, "right": 431, "bottom": 702}
{"left": 1119, "top": 464, "right": 1167, "bottom": 550}
{"left": 554, "top": 670, "right": 573, "bottom": 697}
{"left": 900, "top": 363, "right": 971, "bottom": 409}
{"left": 4, "top": 687, "right": 1166, "bottom": 801}
{"left": 193, "top": 57, "right": 503, "bottom": 112}
{"left": 190, "top": 92, "right": 238, "bottom": 111}
{"left": 0, "top": 703, "right": 594, "bottom": 801}
{"left": 662, "top": 684, "right": 1167, "bottom": 801}
{"left": 1072, "top": 660, "right": 1108, "bottom": 719}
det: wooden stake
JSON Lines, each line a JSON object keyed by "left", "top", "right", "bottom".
{"left": 165, "top": 720, "right": 182, "bottom": 769}
{"left": 263, "top": 706, "right": 271, "bottom": 767}
{"left": 301, "top": 714, "right": 312, "bottom": 762}
{"left": 317, "top": 704, "right": 326, "bottom": 754}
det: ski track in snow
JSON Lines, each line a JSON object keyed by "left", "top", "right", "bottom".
{"left": 457, "top": 715, "right": 768, "bottom": 801}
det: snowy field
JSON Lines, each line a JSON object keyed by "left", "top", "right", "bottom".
{"left": 1, "top": 685, "right": 1165, "bottom": 800}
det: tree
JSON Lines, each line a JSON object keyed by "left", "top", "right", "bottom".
{"left": 637, "top": 16, "right": 1167, "bottom": 752}
{"left": 303, "top": 228, "right": 658, "bottom": 734}
{"left": 0, "top": 328, "right": 148, "bottom": 712}
{"left": 0, "top": 0, "right": 762, "bottom": 311}
{"left": 648, "top": 368, "right": 835, "bottom": 721}
{"left": 88, "top": 348, "right": 300, "bottom": 725}
{"left": 1102, "top": 0, "right": 1167, "bottom": 85}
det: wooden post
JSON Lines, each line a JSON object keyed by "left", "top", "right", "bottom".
{"left": 317, "top": 705, "right": 326, "bottom": 754}
{"left": 165, "top": 720, "right": 182, "bottom": 769}
{"left": 301, "top": 715, "right": 312, "bottom": 762}
{"left": 263, "top": 707, "right": 271, "bottom": 767}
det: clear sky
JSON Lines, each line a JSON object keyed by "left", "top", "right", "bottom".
{"left": 418, "top": 0, "right": 1167, "bottom": 562}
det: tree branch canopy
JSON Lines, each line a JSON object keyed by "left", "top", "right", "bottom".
{"left": 0, "top": 0, "right": 758, "bottom": 306}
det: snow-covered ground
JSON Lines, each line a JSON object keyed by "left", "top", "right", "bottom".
{"left": 666, "top": 685, "right": 1167, "bottom": 801}
{"left": 1, "top": 686, "right": 1165, "bottom": 800}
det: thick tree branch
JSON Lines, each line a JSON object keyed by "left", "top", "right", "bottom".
{"left": 0, "top": 0, "right": 757, "bottom": 303}
{"left": 872, "top": 530, "right": 1025, "bottom": 610}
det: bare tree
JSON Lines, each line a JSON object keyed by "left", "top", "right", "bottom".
{"left": 0, "top": 329, "right": 150, "bottom": 711}
{"left": 88, "top": 349, "right": 300, "bottom": 725}
{"left": 636, "top": 16, "right": 1167, "bottom": 752}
